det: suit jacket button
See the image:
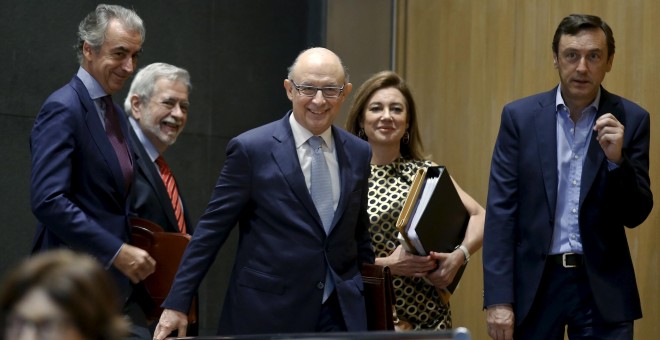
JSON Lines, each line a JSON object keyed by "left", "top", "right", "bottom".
{"left": 317, "top": 282, "right": 325, "bottom": 290}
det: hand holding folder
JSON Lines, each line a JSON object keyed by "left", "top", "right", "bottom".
{"left": 395, "top": 166, "right": 469, "bottom": 303}
{"left": 129, "top": 217, "right": 197, "bottom": 324}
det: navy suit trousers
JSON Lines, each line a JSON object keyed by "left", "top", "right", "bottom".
{"left": 517, "top": 261, "right": 634, "bottom": 340}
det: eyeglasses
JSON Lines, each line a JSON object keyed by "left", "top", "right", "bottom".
{"left": 289, "top": 80, "right": 345, "bottom": 98}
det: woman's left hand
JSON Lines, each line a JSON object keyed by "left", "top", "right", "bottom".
{"left": 424, "top": 249, "right": 464, "bottom": 288}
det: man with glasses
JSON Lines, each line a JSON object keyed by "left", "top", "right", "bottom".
{"left": 153, "top": 47, "right": 375, "bottom": 339}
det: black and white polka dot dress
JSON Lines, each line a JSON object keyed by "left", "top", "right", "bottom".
{"left": 367, "top": 157, "right": 452, "bottom": 330}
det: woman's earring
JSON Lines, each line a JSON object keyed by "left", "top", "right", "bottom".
{"left": 358, "top": 128, "right": 367, "bottom": 140}
{"left": 402, "top": 131, "right": 410, "bottom": 144}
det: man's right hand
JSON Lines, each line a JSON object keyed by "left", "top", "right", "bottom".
{"left": 486, "top": 304, "right": 514, "bottom": 340}
{"left": 113, "top": 244, "right": 156, "bottom": 283}
{"left": 153, "top": 309, "right": 188, "bottom": 340}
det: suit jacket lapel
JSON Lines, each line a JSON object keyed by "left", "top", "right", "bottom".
{"left": 129, "top": 127, "right": 179, "bottom": 231}
{"left": 329, "top": 127, "right": 353, "bottom": 234}
{"left": 71, "top": 77, "right": 128, "bottom": 198}
{"left": 535, "top": 89, "right": 559, "bottom": 220}
{"left": 271, "top": 113, "right": 323, "bottom": 229}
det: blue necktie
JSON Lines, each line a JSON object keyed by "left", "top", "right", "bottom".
{"left": 308, "top": 136, "right": 335, "bottom": 302}
{"left": 309, "top": 136, "right": 334, "bottom": 232}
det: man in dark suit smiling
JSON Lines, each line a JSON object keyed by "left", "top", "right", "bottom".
{"left": 124, "top": 62, "right": 193, "bottom": 236}
{"left": 153, "top": 47, "right": 375, "bottom": 339}
{"left": 30, "top": 4, "right": 155, "bottom": 339}
{"left": 123, "top": 62, "right": 196, "bottom": 337}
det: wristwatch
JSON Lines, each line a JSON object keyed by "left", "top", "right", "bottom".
{"left": 454, "top": 244, "right": 470, "bottom": 265}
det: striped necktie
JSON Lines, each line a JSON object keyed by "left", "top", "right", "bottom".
{"left": 155, "top": 156, "right": 187, "bottom": 234}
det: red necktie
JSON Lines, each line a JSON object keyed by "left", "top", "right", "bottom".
{"left": 155, "top": 156, "right": 187, "bottom": 234}
{"left": 102, "top": 95, "right": 133, "bottom": 192}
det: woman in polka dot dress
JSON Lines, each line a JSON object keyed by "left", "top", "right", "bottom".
{"left": 345, "top": 71, "right": 485, "bottom": 331}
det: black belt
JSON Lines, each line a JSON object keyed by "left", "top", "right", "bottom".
{"left": 548, "top": 253, "right": 583, "bottom": 268}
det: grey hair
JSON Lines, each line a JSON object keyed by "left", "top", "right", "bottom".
{"left": 123, "top": 62, "right": 192, "bottom": 116}
{"left": 75, "top": 4, "right": 145, "bottom": 64}
{"left": 286, "top": 47, "right": 350, "bottom": 83}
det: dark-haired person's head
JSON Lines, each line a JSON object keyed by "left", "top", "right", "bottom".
{"left": 345, "top": 70, "right": 425, "bottom": 160}
{"left": 551, "top": 14, "right": 614, "bottom": 111}
{"left": 552, "top": 14, "right": 614, "bottom": 58}
{"left": 0, "top": 250, "right": 129, "bottom": 340}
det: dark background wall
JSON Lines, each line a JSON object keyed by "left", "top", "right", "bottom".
{"left": 0, "top": 0, "right": 325, "bottom": 334}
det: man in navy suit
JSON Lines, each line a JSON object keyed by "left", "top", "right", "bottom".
{"left": 124, "top": 62, "right": 193, "bottom": 235}
{"left": 30, "top": 4, "right": 155, "bottom": 339}
{"left": 153, "top": 47, "right": 375, "bottom": 339}
{"left": 483, "top": 14, "right": 653, "bottom": 340}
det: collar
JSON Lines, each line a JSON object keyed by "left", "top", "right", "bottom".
{"left": 76, "top": 67, "right": 108, "bottom": 100}
{"left": 555, "top": 83, "right": 601, "bottom": 114}
{"left": 288, "top": 113, "right": 334, "bottom": 151}
{"left": 129, "top": 116, "right": 160, "bottom": 162}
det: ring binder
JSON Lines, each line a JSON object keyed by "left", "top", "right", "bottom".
{"left": 395, "top": 166, "right": 470, "bottom": 302}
